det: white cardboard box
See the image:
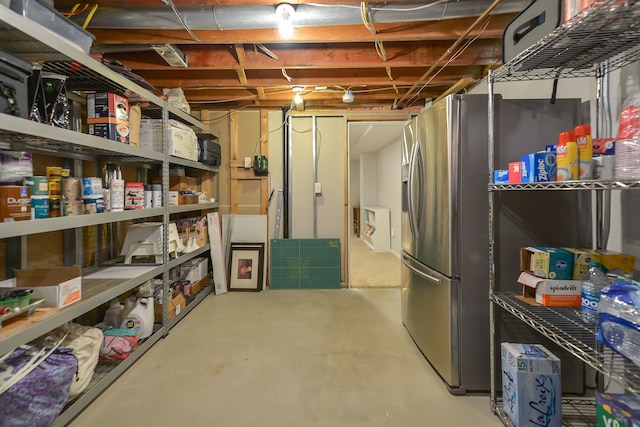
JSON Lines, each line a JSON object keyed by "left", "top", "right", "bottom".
{"left": 180, "top": 257, "right": 209, "bottom": 283}
{"left": 518, "top": 271, "right": 581, "bottom": 307}
{"left": 501, "top": 342, "right": 562, "bottom": 427}
{"left": 14, "top": 266, "right": 82, "bottom": 308}
{"left": 140, "top": 119, "right": 199, "bottom": 161}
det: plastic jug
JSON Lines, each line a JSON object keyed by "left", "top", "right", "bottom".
{"left": 121, "top": 297, "right": 154, "bottom": 339}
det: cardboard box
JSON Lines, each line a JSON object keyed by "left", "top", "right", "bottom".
{"left": 518, "top": 271, "right": 581, "bottom": 306}
{"left": 596, "top": 392, "right": 640, "bottom": 427}
{"left": 597, "top": 250, "right": 636, "bottom": 276}
{"left": 563, "top": 248, "right": 601, "bottom": 280}
{"left": 128, "top": 104, "right": 141, "bottom": 147}
{"left": 14, "top": 265, "right": 82, "bottom": 308}
{"left": 153, "top": 176, "right": 199, "bottom": 192}
{"left": 180, "top": 258, "right": 209, "bottom": 283}
{"left": 154, "top": 290, "right": 186, "bottom": 322}
{"left": 509, "top": 161, "right": 521, "bottom": 183}
{"left": 532, "top": 151, "right": 556, "bottom": 182}
{"left": 87, "top": 92, "right": 129, "bottom": 120}
{"left": 140, "top": 119, "right": 199, "bottom": 161}
{"left": 494, "top": 169, "right": 509, "bottom": 184}
{"left": 501, "top": 343, "right": 562, "bottom": 427}
{"left": 520, "top": 247, "right": 574, "bottom": 280}
{"left": 88, "top": 118, "right": 130, "bottom": 144}
{"left": 189, "top": 274, "right": 210, "bottom": 296}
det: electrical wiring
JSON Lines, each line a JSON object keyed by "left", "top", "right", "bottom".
{"left": 61, "top": 4, "right": 89, "bottom": 17}
{"left": 310, "top": 0, "right": 452, "bottom": 13}
{"left": 360, "top": 2, "right": 376, "bottom": 34}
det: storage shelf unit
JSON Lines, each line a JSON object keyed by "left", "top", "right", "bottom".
{"left": 362, "top": 206, "right": 390, "bottom": 252}
{"left": 0, "top": 5, "right": 219, "bottom": 424}
{"left": 488, "top": 1, "right": 640, "bottom": 424}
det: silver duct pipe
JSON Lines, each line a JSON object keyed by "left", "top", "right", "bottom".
{"left": 73, "top": 0, "right": 529, "bottom": 30}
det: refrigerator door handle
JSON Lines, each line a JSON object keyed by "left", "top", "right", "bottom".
{"left": 409, "top": 141, "right": 425, "bottom": 237}
{"left": 407, "top": 140, "right": 419, "bottom": 238}
{"left": 402, "top": 253, "right": 442, "bottom": 284}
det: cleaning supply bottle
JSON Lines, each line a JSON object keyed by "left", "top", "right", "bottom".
{"left": 581, "top": 260, "right": 608, "bottom": 326}
{"left": 121, "top": 297, "right": 154, "bottom": 339}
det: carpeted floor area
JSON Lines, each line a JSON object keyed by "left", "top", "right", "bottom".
{"left": 349, "top": 233, "right": 401, "bottom": 288}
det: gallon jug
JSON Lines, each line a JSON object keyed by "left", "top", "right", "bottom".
{"left": 121, "top": 297, "right": 154, "bottom": 339}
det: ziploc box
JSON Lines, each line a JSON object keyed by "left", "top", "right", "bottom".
{"left": 596, "top": 392, "right": 640, "bottom": 427}
{"left": 520, "top": 247, "right": 574, "bottom": 280}
{"left": 501, "top": 343, "right": 562, "bottom": 427}
{"left": 14, "top": 265, "right": 82, "bottom": 308}
{"left": 521, "top": 154, "right": 535, "bottom": 183}
{"left": 509, "top": 161, "right": 521, "bottom": 183}
{"left": 518, "top": 271, "right": 581, "bottom": 306}
{"left": 494, "top": 169, "right": 509, "bottom": 183}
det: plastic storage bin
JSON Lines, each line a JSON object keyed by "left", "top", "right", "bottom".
{"left": 0, "top": 49, "right": 32, "bottom": 119}
{"left": 9, "top": 0, "right": 95, "bottom": 54}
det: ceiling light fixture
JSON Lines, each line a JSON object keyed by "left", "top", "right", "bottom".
{"left": 151, "top": 44, "right": 188, "bottom": 68}
{"left": 275, "top": 3, "right": 296, "bottom": 39}
{"left": 342, "top": 89, "right": 355, "bottom": 103}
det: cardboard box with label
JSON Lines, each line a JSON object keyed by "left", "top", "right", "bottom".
{"left": 180, "top": 258, "right": 209, "bottom": 284}
{"left": 501, "top": 342, "right": 562, "bottom": 427}
{"left": 520, "top": 247, "right": 574, "bottom": 280}
{"left": 563, "top": 248, "right": 600, "bottom": 280}
{"left": 598, "top": 250, "right": 636, "bottom": 276}
{"left": 154, "top": 290, "right": 186, "bottom": 322}
{"left": 518, "top": 271, "right": 581, "bottom": 307}
{"left": 14, "top": 265, "right": 82, "bottom": 308}
{"left": 140, "top": 119, "right": 199, "bottom": 161}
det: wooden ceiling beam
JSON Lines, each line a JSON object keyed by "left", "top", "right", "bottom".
{"left": 56, "top": 0, "right": 420, "bottom": 6}
{"left": 88, "top": 14, "right": 515, "bottom": 45}
{"left": 109, "top": 39, "right": 501, "bottom": 70}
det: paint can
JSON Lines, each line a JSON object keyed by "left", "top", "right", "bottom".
{"left": 62, "top": 198, "right": 82, "bottom": 216}
{"left": 0, "top": 186, "right": 31, "bottom": 222}
{"left": 46, "top": 166, "right": 62, "bottom": 178}
{"left": 49, "top": 197, "right": 61, "bottom": 218}
{"left": 82, "top": 177, "right": 103, "bottom": 198}
{"left": 31, "top": 196, "right": 49, "bottom": 219}
{"left": 62, "top": 177, "right": 82, "bottom": 199}
{"left": 24, "top": 176, "right": 49, "bottom": 196}
{"left": 48, "top": 178, "right": 61, "bottom": 198}
{"left": 83, "top": 196, "right": 104, "bottom": 214}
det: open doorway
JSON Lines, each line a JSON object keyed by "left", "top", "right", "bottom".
{"left": 347, "top": 121, "right": 405, "bottom": 288}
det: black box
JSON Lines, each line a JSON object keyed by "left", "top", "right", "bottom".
{"left": 0, "top": 49, "right": 32, "bottom": 119}
{"left": 198, "top": 137, "right": 221, "bottom": 166}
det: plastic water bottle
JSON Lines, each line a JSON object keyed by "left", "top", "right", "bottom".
{"left": 581, "top": 260, "right": 608, "bottom": 326}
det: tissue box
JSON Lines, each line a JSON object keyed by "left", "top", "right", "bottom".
{"left": 501, "top": 343, "right": 562, "bottom": 427}
{"left": 520, "top": 247, "right": 574, "bottom": 280}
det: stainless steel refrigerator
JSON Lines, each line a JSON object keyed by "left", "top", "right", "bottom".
{"left": 400, "top": 94, "right": 591, "bottom": 394}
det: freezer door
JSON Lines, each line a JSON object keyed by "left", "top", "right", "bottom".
{"left": 413, "top": 97, "right": 458, "bottom": 277}
{"left": 401, "top": 251, "right": 459, "bottom": 388}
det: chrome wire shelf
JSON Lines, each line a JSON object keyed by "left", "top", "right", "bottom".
{"left": 492, "top": 0, "right": 640, "bottom": 82}
{"left": 489, "top": 179, "right": 640, "bottom": 191}
{"left": 491, "top": 292, "right": 640, "bottom": 394}
{"left": 494, "top": 397, "right": 596, "bottom": 427}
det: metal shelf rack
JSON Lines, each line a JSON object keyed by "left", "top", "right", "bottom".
{"left": 0, "top": 5, "right": 220, "bottom": 425}
{"left": 487, "top": 1, "right": 640, "bottom": 425}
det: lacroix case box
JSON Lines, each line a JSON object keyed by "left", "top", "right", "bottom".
{"left": 520, "top": 247, "right": 574, "bottom": 280}
{"left": 501, "top": 343, "right": 562, "bottom": 427}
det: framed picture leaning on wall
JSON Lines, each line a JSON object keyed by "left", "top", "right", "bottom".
{"left": 228, "top": 242, "right": 264, "bottom": 291}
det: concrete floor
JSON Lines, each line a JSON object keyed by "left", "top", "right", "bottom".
{"left": 70, "top": 288, "right": 503, "bottom": 427}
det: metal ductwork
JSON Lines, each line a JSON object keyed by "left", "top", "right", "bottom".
{"left": 70, "top": 0, "right": 530, "bottom": 31}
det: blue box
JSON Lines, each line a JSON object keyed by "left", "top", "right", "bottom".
{"left": 521, "top": 154, "right": 535, "bottom": 183}
{"left": 494, "top": 169, "right": 509, "bottom": 183}
{"left": 533, "top": 151, "right": 556, "bottom": 182}
{"left": 502, "top": 343, "right": 562, "bottom": 427}
{"left": 521, "top": 246, "right": 575, "bottom": 280}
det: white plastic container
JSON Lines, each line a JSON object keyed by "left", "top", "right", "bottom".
{"left": 120, "top": 297, "right": 154, "bottom": 339}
